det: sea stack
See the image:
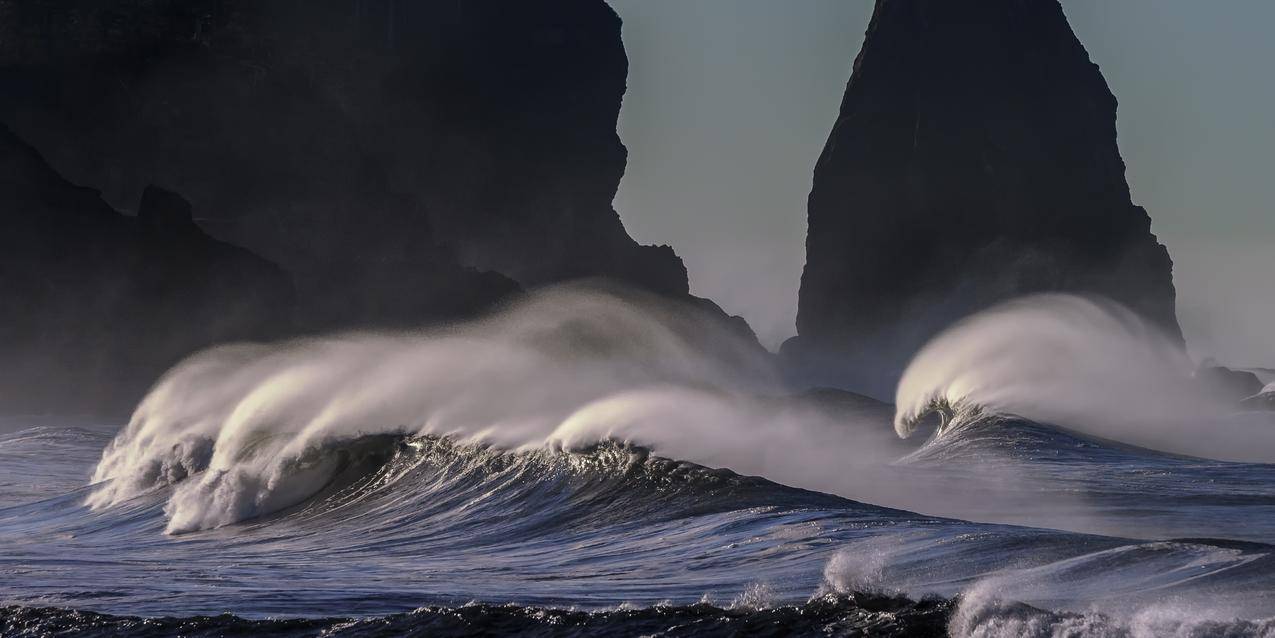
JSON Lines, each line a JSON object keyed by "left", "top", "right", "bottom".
{"left": 784, "top": 0, "right": 1182, "bottom": 397}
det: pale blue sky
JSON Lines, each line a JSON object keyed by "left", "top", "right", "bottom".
{"left": 608, "top": 0, "right": 1275, "bottom": 366}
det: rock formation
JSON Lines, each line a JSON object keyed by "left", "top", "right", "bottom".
{"left": 1195, "top": 363, "right": 1265, "bottom": 404}
{"left": 0, "top": 1, "right": 762, "bottom": 414}
{"left": 1241, "top": 391, "right": 1275, "bottom": 413}
{"left": 0, "top": 124, "right": 292, "bottom": 414}
{"left": 0, "top": 0, "right": 688, "bottom": 309}
{"left": 785, "top": 0, "right": 1182, "bottom": 397}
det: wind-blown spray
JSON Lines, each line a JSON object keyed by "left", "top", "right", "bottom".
{"left": 894, "top": 294, "right": 1275, "bottom": 461}
{"left": 88, "top": 286, "right": 907, "bottom": 533}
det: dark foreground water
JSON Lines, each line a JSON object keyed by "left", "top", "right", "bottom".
{"left": 2, "top": 594, "right": 955, "bottom": 637}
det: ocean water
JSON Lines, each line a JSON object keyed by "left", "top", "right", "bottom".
{"left": 3, "top": 289, "right": 1274, "bottom": 637}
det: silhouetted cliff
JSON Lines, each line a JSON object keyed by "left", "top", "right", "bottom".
{"left": 0, "top": 0, "right": 688, "bottom": 308}
{"left": 0, "top": 124, "right": 292, "bottom": 414}
{"left": 785, "top": 0, "right": 1182, "bottom": 397}
{"left": 0, "top": 1, "right": 762, "bottom": 414}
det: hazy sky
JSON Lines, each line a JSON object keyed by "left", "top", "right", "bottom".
{"left": 607, "top": 0, "right": 1275, "bottom": 366}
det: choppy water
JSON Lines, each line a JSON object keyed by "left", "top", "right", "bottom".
{"left": 3, "top": 290, "right": 1275, "bottom": 637}
{"left": 3, "top": 412, "right": 1275, "bottom": 637}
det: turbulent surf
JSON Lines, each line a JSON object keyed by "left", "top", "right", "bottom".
{"left": 4, "top": 290, "right": 1275, "bottom": 637}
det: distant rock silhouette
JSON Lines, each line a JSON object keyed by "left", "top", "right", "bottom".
{"left": 785, "top": 0, "right": 1182, "bottom": 397}
{"left": 0, "top": 125, "right": 292, "bottom": 415}
{"left": 1241, "top": 392, "right": 1275, "bottom": 412}
{"left": 0, "top": 1, "right": 764, "bottom": 415}
{"left": 0, "top": 0, "right": 687, "bottom": 310}
{"left": 1195, "top": 363, "right": 1266, "bottom": 405}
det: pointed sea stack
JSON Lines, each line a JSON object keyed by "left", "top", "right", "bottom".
{"left": 784, "top": 0, "right": 1182, "bottom": 397}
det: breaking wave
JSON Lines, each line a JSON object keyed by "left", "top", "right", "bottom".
{"left": 893, "top": 294, "right": 1275, "bottom": 463}
{"left": 87, "top": 286, "right": 909, "bottom": 533}
{"left": 24, "top": 287, "right": 1272, "bottom": 635}
{"left": 948, "top": 591, "right": 1275, "bottom": 638}
{"left": 823, "top": 535, "right": 1275, "bottom": 638}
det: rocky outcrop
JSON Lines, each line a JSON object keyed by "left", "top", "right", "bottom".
{"left": 0, "top": 0, "right": 688, "bottom": 308}
{"left": 0, "top": 124, "right": 292, "bottom": 415}
{"left": 0, "top": 1, "right": 765, "bottom": 415}
{"left": 1195, "top": 362, "right": 1275, "bottom": 410}
{"left": 1241, "top": 391, "right": 1275, "bottom": 412}
{"left": 785, "top": 0, "right": 1182, "bottom": 397}
{"left": 1195, "top": 363, "right": 1265, "bottom": 404}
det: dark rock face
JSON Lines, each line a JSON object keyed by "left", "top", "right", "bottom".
{"left": 0, "top": 125, "right": 292, "bottom": 415}
{"left": 1241, "top": 392, "right": 1275, "bottom": 413}
{"left": 785, "top": 0, "right": 1182, "bottom": 396}
{"left": 0, "top": 1, "right": 731, "bottom": 415}
{"left": 0, "top": 0, "right": 688, "bottom": 306}
{"left": 1196, "top": 364, "right": 1266, "bottom": 404}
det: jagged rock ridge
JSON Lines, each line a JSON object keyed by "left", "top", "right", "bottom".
{"left": 0, "top": 1, "right": 763, "bottom": 415}
{"left": 785, "top": 0, "right": 1182, "bottom": 396}
{"left": 0, "top": 124, "right": 292, "bottom": 414}
{"left": 0, "top": 0, "right": 688, "bottom": 310}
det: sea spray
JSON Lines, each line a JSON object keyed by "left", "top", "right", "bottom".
{"left": 893, "top": 294, "right": 1275, "bottom": 462}
{"left": 88, "top": 286, "right": 910, "bottom": 532}
{"left": 87, "top": 288, "right": 1275, "bottom": 537}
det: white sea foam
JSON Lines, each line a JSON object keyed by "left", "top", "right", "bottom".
{"left": 950, "top": 580, "right": 1275, "bottom": 638}
{"left": 821, "top": 533, "right": 1275, "bottom": 638}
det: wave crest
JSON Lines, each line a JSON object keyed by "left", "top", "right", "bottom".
{"left": 85, "top": 286, "right": 916, "bottom": 533}
{"left": 892, "top": 294, "right": 1275, "bottom": 462}
{"left": 87, "top": 286, "right": 780, "bottom": 532}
